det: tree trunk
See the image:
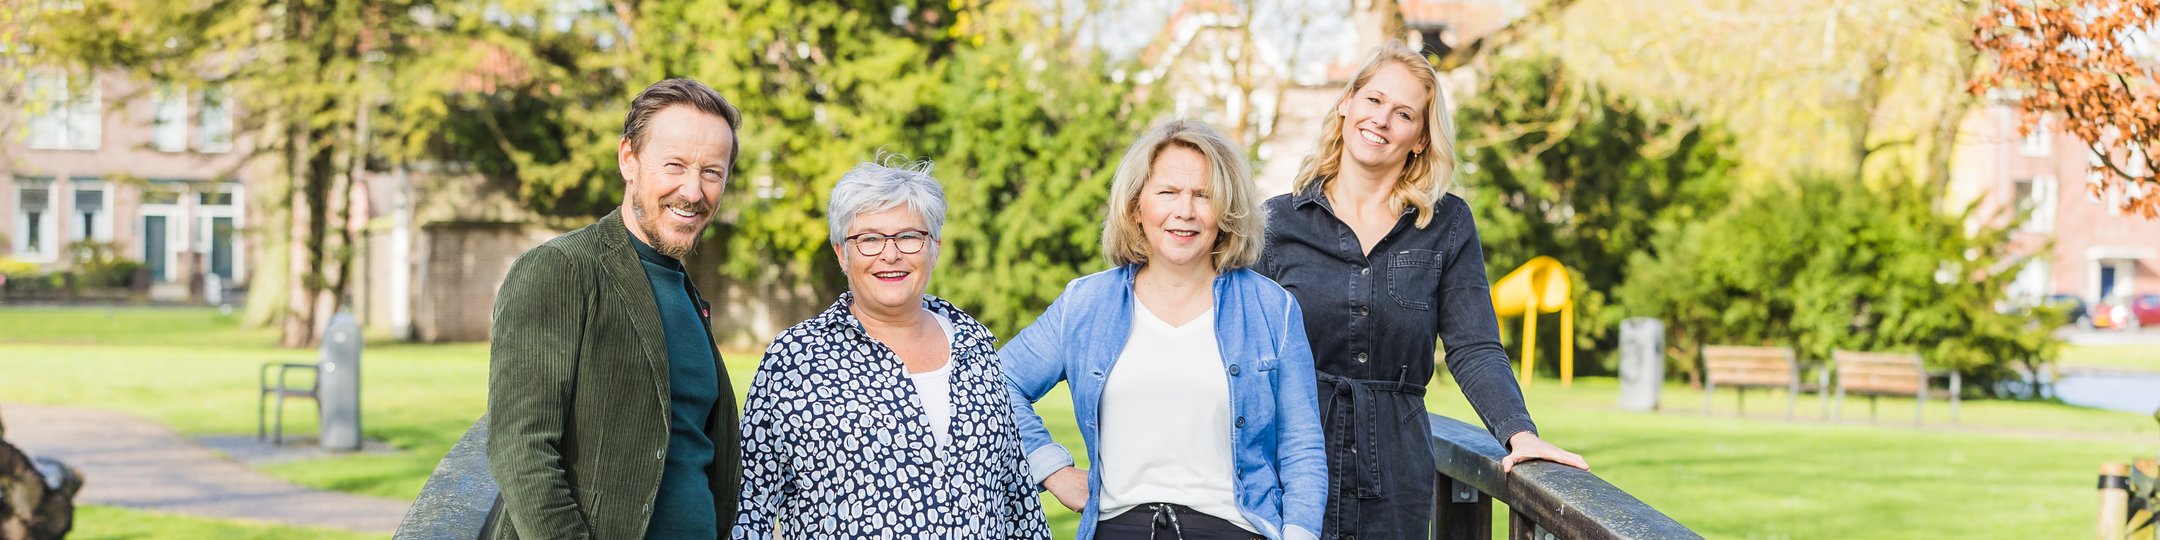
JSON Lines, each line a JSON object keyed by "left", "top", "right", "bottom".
{"left": 281, "top": 121, "right": 318, "bottom": 348}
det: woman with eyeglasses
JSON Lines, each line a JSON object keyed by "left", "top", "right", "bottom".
{"left": 1003, "top": 120, "right": 1327, "bottom": 540}
{"left": 733, "top": 157, "right": 1050, "bottom": 538}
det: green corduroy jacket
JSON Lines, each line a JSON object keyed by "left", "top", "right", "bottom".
{"left": 486, "top": 209, "right": 740, "bottom": 539}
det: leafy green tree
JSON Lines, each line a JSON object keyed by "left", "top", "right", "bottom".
{"left": 921, "top": 40, "right": 1161, "bottom": 338}
{"left": 1615, "top": 173, "right": 2057, "bottom": 392}
{"left": 1458, "top": 53, "right": 1739, "bottom": 374}
{"left": 652, "top": 0, "right": 1158, "bottom": 337}
{"left": 22, "top": 0, "right": 448, "bottom": 346}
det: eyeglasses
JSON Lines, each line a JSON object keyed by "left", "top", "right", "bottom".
{"left": 845, "top": 231, "right": 931, "bottom": 256}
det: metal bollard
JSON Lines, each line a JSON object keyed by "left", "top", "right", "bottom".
{"left": 319, "top": 313, "right": 363, "bottom": 451}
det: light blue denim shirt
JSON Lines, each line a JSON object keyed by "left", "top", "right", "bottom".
{"left": 1002, "top": 265, "right": 1327, "bottom": 540}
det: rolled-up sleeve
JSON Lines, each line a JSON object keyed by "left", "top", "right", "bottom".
{"left": 999, "top": 284, "right": 1079, "bottom": 488}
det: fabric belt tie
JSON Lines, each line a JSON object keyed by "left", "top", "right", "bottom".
{"left": 1317, "top": 372, "right": 1426, "bottom": 503}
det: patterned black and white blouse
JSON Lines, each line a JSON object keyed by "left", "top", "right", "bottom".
{"left": 733, "top": 292, "right": 1051, "bottom": 539}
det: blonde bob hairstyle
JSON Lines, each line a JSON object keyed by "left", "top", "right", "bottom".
{"left": 1101, "top": 119, "right": 1266, "bottom": 271}
{"left": 1291, "top": 43, "right": 1457, "bottom": 229}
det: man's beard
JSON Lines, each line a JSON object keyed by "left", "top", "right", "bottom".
{"left": 631, "top": 193, "right": 708, "bottom": 260}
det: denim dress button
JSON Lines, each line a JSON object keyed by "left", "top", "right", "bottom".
{"left": 1228, "top": 364, "right": 1241, "bottom": 376}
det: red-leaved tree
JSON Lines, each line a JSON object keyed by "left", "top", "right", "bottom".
{"left": 1973, "top": 0, "right": 2160, "bottom": 218}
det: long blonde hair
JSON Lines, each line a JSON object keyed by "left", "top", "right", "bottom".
{"left": 1290, "top": 44, "right": 1457, "bottom": 228}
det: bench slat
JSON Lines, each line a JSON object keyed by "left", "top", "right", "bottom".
{"left": 1704, "top": 346, "right": 1797, "bottom": 388}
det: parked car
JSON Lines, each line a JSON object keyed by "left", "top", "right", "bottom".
{"left": 2044, "top": 294, "right": 2093, "bottom": 329}
{"left": 2095, "top": 293, "right": 2160, "bottom": 330}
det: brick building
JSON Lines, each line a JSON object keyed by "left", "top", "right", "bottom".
{"left": 1, "top": 70, "right": 257, "bottom": 301}
{"left": 1949, "top": 102, "right": 2160, "bottom": 307}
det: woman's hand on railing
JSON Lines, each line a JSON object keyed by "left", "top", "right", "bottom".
{"left": 1043, "top": 466, "right": 1090, "bottom": 512}
{"left": 1501, "top": 432, "right": 1589, "bottom": 473}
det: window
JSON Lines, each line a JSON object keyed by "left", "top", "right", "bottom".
{"left": 142, "top": 181, "right": 183, "bottom": 206}
{"left": 151, "top": 82, "right": 188, "bottom": 152}
{"left": 25, "top": 73, "right": 100, "bottom": 150}
{"left": 199, "top": 84, "right": 233, "bottom": 153}
{"left": 71, "top": 180, "right": 109, "bottom": 242}
{"left": 14, "top": 178, "right": 57, "bottom": 261}
{"left": 2021, "top": 114, "right": 2052, "bottom": 157}
{"left": 199, "top": 189, "right": 234, "bottom": 206}
{"left": 2014, "top": 176, "right": 2056, "bottom": 232}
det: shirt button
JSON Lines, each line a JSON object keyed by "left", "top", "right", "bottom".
{"left": 642, "top": 503, "right": 651, "bottom": 514}
{"left": 1356, "top": 306, "right": 1369, "bottom": 317}
{"left": 1357, "top": 353, "right": 1368, "bottom": 363}
{"left": 655, "top": 449, "right": 665, "bottom": 460}
{"left": 1228, "top": 364, "right": 1241, "bottom": 376}
{"left": 1360, "top": 267, "right": 1370, "bottom": 276}
{"left": 1234, "top": 416, "right": 1246, "bottom": 428}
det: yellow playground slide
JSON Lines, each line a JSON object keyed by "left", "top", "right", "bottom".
{"left": 1489, "top": 256, "right": 1574, "bottom": 387}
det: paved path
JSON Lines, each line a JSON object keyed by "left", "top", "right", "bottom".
{"left": 1, "top": 404, "right": 410, "bottom": 534}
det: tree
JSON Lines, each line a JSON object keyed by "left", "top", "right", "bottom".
{"left": 0, "top": 3, "right": 30, "bottom": 170}
{"left": 1614, "top": 173, "right": 2058, "bottom": 392}
{"left": 22, "top": 0, "right": 450, "bottom": 346}
{"left": 1535, "top": 0, "right": 1982, "bottom": 188}
{"left": 1972, "top": 0, "right": 2160, "bottom": 218}
{"left": 1458, "top": 53, "right": 1739, "bottom": 373}
{"left": 922, "top": 38, "right": 1162, "bottom": 339}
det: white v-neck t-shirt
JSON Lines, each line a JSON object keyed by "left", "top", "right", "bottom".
{"left": 905, "top": 313, "right": 960, "bottom": 447}
{"left": 1095, "top": 304, "right": 1255, "bottom": 533}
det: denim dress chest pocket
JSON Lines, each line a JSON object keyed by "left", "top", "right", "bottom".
{"left": 1386, "top": 248, "right": 1445, "bottom": 310}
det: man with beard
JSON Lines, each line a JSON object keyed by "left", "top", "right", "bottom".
{"left": 487, "top": 78, "right": 741, "bottom": 540}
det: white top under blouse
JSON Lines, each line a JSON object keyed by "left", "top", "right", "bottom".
{"left": 904, "top": 312, "right": 960, "bottom": 447}
{"left": 1095, "top": 304, "right": 1255, "bottom": 533}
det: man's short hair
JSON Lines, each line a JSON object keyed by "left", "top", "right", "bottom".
{"left": 623, "top": 78, "right": 742, "bottom": 171}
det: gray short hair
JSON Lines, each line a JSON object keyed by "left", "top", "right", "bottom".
{"left": 827, "top": 154, "right": 948, "bottom": 245}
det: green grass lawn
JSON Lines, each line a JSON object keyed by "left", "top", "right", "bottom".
{"left": 3, "top": 306, "right": 2155, "bottom": 538}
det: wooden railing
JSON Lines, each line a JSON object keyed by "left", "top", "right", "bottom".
{"left": 396, "top": 413, "right": 1697, "bottom": 539}
{"left": 1426, "top": 413, "right": 1698, "bottom": 539}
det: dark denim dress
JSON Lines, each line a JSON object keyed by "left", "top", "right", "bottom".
{"left": 1258, "top": 188, "right": 1539, "bottom": 540}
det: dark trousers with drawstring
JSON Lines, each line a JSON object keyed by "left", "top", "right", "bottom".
{"left": 1098, "top": 503, "right": 1263, "bottom": 540}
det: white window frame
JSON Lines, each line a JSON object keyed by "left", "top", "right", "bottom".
{"left": 193, "top": 181, "right": 246, "bottom": 282}
{"left": 198, "top": 84, "right": 234, "bottom": 153}
{"left": 2017, "top": 176, "right": 2057, "bottom": 233}
{"left": 25, "top": 72, "right": 100, "bottom": 151}
{"left": 68, "top": 179, "right": 114, "bottom": 245}
{"left": 13, "top": 178, "right": 59, "bottom": 262}
{"left": 151, "top": 82, "right": 189, "bottom": 152}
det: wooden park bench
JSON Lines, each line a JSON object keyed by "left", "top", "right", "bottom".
{"left": 1702, "top": 346, "right": 1823, "bottom": 418}
{"left": 1831, "top": 350, "right": 1959, "bottom": 424}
